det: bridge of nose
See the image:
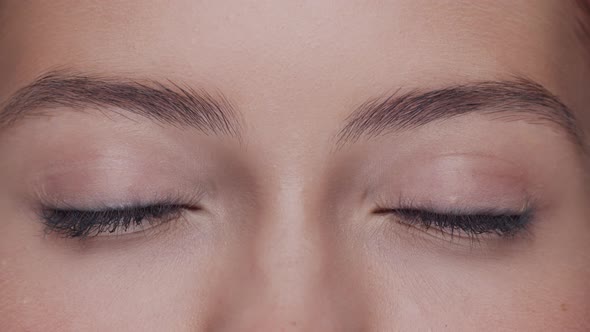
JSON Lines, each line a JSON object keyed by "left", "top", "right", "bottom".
{"left": 210, "top": 161, "right": 368, "bottom": 331}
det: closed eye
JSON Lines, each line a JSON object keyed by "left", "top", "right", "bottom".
{"left": 40, "top": 204, "right": 194, "bottom": 239}
{"left": 373, "top": 207, "right": 532, "bottom": 239}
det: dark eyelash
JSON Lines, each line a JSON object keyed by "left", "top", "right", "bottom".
{"left": 40, "top": 204, "right": 187, "bottom": 239}
{"left": 374, "top": 207, "right": 532, "bottom": 239}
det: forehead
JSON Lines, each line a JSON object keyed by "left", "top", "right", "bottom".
{"left": 0, "top": 0, "right": 583, "bottom": 117}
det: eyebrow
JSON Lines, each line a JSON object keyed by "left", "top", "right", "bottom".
{"left": 1, "top": 73, "right": 584, "bottom": 154}
{"left": 336, "top": 78, "right": 584, "bottom": 149}
{"left": 0, "top": 70, "right": 242, "bottom": 138}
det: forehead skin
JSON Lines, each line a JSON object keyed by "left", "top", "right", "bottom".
{"left": 0, "top": 1, "right": 589, "bottom": 331}
{"left": 0, "top": 1, "right": 589, "bottom": 134}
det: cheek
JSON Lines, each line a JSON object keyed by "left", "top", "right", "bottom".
{"left": 0, "top": 232, "right": 219, "bottom": 331}
{"left": 1, "top": 256, "right": 220, "bottom": 331}
{"left": 355, "top": 231, "right": 590, "bottom": 330}
{"left": 360, "top": 267, "right": 590, "bottom": 330}
{"left": 466, "top": 286, "right": 590, "bottom": 330}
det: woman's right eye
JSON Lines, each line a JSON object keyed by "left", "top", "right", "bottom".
{"left": 40, "top": 204, "right": 190, "bottom": 238}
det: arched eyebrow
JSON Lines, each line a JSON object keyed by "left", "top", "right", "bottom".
{"left": 2, "top": 72, "right": 584, "bottom": 153}
{"left": 0, "top": 70, "right": 242, "bottom": 138}
{"left": 335, "top": 78, "right": 585, "bottom": 150}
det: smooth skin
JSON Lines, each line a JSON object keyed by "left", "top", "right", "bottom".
{"left": 0, "top": 1, "right": 589, "bottom": 331}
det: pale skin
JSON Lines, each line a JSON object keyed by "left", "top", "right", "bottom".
{"left": 0, "top": 1, "right": 589, "bottom": 331}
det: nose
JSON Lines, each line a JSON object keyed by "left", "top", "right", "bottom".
{"left": 214, "top": 182, "right": 369, "bottom": 331}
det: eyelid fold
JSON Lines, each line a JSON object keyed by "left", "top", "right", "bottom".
{"left": 359, "top": 153, "right": 533, "bottom": 219}
{"left": 368, "top": 154, "right": 535, "bottom": 241}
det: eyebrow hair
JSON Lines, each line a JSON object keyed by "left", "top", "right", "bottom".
{"left": 335, "top": 78, "right": 584, "bottom": 150}
{"left": 0, "top": 70, "right": 242, "bottom": 138}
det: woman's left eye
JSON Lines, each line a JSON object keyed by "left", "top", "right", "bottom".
{"left": 40, "top": 204, "right": 189, "bottom": 238}
{"left": 373, "top": 207, "right": 532, "bottom": 239}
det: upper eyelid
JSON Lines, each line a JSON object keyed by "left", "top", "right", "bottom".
{"left": 47, "top": 203, "right": 190, "bottom": 213}
{"left": 33, "top": 188, "right": 207, "bottom": 211}
{"left": 372, "top": 194, "right": 533, "bottom": 216}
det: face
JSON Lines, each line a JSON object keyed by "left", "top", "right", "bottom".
{"left": 0, "top": 1, "right": 589, "bottom": 330}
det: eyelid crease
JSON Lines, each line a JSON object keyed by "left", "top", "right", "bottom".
{"left": 32, "top": 187, "right": 207, "bottom": 212}
{"left": 375, "top": 195, "right": 533, "bottom": 217}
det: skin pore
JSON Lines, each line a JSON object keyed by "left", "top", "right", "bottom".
{"left": 0, "top": 0, "right": 589, "bottom": 331}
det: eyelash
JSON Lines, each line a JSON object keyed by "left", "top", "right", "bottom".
{"left": 40, "top": 203, "right": 189, "bottom": 239}
{"left": 374, "top": 205, "right": 532, "bottom": 240}
{"left": 40, "top": 200, "right": 532, "bottom": 241}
